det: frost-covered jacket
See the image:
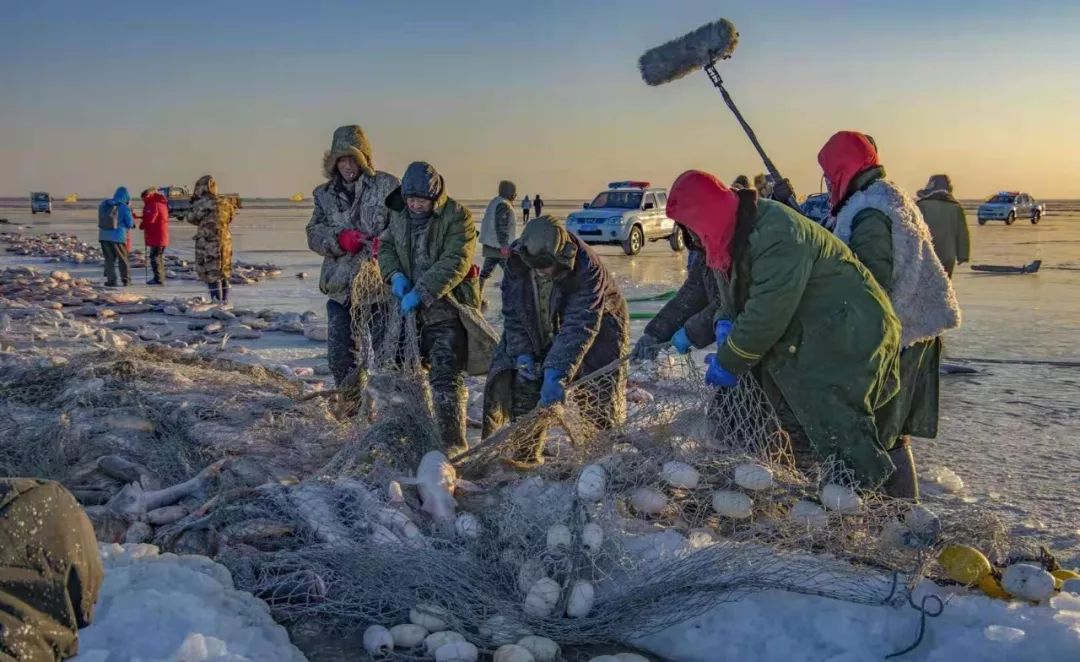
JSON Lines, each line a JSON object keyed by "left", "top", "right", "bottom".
{"left": 378, "top": 186, "right": 480, "bottom": 311}
{"left": 306, "top": 171, "right": 400, "bottom": 304}
{"left": 185, "top": 194, "right": 235, "bottom": 283}
{"left": 643, "top": 248, "right": 720, "bottom": 347}
{"left": 833, "top": 168, "right": 961, "bottom": 347}
{"left": 479, "top": 196, "right": 517, "bottom": 250}
{"left": 715, "top": 200, "right": 902, "bottom": 488}
{"left": 495, "top": 233, "right": 628, "bottom": 379}
{"left": 0, "top": 478, "right": 103, "bottom": 660}
{"left": 917, "top": 191, "right": 970, "bottom": 277}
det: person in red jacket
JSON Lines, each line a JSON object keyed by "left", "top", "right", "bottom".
{"left": 138, "top": 188, "right": 170, "bottom": 285}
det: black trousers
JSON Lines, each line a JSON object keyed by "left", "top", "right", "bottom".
{"left": 100, "top": 241, "right": 129, "bottom": 285}
{"left": 207, "top": 280, "right": 230, "bottom": 302}
{"left": 148, "top": 246, "right": 166, "bottom": 282}
{"left": 479, "top": 256, "right": 505, "bottom": 282}
{"left": 421, "top": 317, "right": 468, "bottom": 453}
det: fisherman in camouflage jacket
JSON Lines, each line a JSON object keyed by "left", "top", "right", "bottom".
{"left": 185, "top": 174, "right": 235, "bottom": 302}
{"left": 306, "top": 125, "right": 400, "bottom": 386}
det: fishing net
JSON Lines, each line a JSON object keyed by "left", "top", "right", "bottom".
{"left": 200, "top": 274, "right": 1004, "bottom": 656}
{"left": 0, "top": 342, "right": 349, "bottom": 500}
{"left": 0, "top": 263, "right": 1014, "bottom": 657}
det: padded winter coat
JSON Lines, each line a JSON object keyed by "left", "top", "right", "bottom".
{"left": 139, "top": 191, "right": 170, "bottom": 248}
{"left": 917, "top": 192, "right": 970, "bottom": 277}
{"left": 644, "top": 248, "right": 720, "bottom": 348}
{"left": 841, "top": 169, "right": 943, "bottom": 443}
{"left": 378, "top": 187, "right": 481, "bottom": 311}
{"left": 185, "top": 194, "right": 235, "bottom": 283}
{"left": 0, "top": 478, "right": 103, "bottom": 660}
{"left": 714, "top": 200, "right": 902, "bottom": 488}
{"left": 97, "top": 187, "right": 135, "bottom": 245}
{"left": 483, "top": 234, "right": 629, "bottom": 435}
{"left": 307, "top": 171, "right": 400, "bottom": 304}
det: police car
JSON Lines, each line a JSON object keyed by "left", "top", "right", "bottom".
{"left": 977, "top": 191, "right": 1044, "bottom": 226}
{"left": 565, "top": 181, "right": 684, "bottom": 256}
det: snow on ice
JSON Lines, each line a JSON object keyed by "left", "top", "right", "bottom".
{"left": 75, "top": 544, "right": 306, "bottom": 662}
{"left": 634, "top": 583, "right": 1080, "bottom": 662}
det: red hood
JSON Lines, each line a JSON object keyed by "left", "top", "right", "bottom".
{"left": 666, "top": 170, "right": 739, "bottom": 272}
{"left": 817, "top": 131, "right": 879, "bottom": 212}
{"left": 142, "top": 192, "right": 167, "bottom": 205}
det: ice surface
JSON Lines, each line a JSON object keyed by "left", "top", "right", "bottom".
{"left": 75, "top": 544, "right": 307, "bottom": 662}
{"left": 634, "top": 583, "right": 1080, "bottom": 661}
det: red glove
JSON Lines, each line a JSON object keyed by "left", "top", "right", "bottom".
{"left": 369, "top": 236, "right": 380, "bottom": 258}
{"left": 337, "top": 229, "right": 364, "bottom": 254}
{"left": 467, "top": 264, "right": 481, "bottom": 280}
{"left": 500, "top": 246, "right": 511, "bottom": 258}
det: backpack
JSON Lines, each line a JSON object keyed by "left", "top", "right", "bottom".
{"left": 98, "top": 202, "right": 119, "bottom": 231}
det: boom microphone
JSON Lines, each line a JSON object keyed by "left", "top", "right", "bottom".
{"left": 638, "top": 18, "right": 739, "bottom": 87}
{"left": 637, "top": 18, "right": 800, "bottom": 210}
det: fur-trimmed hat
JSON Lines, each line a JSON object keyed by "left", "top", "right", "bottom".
{"left": 193, "top": 175, "right": 217, "bottom": 199}
{"left": 917, "top": 174, "right": 953, "bottom": 198}
{"left": 323, "top": 125, "right": 375, "bottom": 180}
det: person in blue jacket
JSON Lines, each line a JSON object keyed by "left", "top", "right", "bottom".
{"left": 97, "top": 187, "right": 136, "bottom": 287}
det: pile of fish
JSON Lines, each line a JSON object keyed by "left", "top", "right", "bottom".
{"left": 1, "top": 231, "right": 285, "bottom": 284}
{"left": 0, "top": 266, "right": 329, "bottom": 366}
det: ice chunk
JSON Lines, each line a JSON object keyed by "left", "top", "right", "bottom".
{"left": 984, "top": 625, "right": 1026, "bottom": 643}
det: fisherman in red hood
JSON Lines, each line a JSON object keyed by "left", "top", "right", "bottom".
{"left": 661, "top": 169, "right": 903, "bottom": 490}
{"left": 138, "top": 188, "right": 170, "bottom": 285}
{"left": 818, "top": 131, "right": 961, "bottom": 498}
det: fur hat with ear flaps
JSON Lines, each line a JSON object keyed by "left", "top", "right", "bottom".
{"left": 323, "top": 125, "right": 375, "bottom": 180}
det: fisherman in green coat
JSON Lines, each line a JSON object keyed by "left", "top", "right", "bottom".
{"left": 1, "top": 478, "right": 103, "bottom": 660}
{"left": 819, "top": 132, "right": 962, "bottom": 498}
{"left": 916, "top": 174, "right": 971, "bottom": 278}
{"left": 379, "top": 162, "right": 481, "bottom": 455}
{"left": 665, "top": 169, "right": 902, "bottom": 489}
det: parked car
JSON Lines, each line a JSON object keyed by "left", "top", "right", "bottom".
{"left": 30, "top": 192, "right": 52, "bottom": 214}
{"left": 566, "top": 181, "right": 683, "bottom": 256}
{"left": 801, "top": 192, "right": 830, "bottom": 225}
{"left": 977, "top": 191, "right": 1044, "bottom": 226}
{"left": 160, "top": 185, "right": 242, "bottom": 218}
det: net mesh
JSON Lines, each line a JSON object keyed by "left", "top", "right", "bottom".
{"left": 0, "top": 263, "right": 1016, "bottom": 657}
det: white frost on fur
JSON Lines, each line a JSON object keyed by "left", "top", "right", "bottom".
{"left": 832, "top": 179, "right": 960, "bottom": 346}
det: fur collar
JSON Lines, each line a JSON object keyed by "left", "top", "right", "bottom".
{"left": 834, "top": 179, "right": 961, "bottom": 346}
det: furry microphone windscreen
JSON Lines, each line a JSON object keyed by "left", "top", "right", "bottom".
{"left": 638, "top": 18, "right": 739, "bottom": 86}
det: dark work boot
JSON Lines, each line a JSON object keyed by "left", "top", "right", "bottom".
{"left": 434, "top": 387, "right": 469, "bottom": 458}
{"left": 883, "top": 437, "right": 919, "bottom": 500}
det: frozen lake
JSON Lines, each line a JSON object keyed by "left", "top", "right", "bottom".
{"left": 3, "top": 196, "right": 1079, "bottom": 564}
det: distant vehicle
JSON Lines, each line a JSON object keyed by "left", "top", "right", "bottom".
{"left": 977, "top": 191, "right": 1044, "bottom": 226}
{"left": 801, "top": 192, "right": 830, "bottom": 225}
{"left": 30, "top": 192, "right": 52, "bottom": 214}
{"left": 565, "top": 181, "right": 683, "bottom": 256}
{"left": 160, "top": 185, "right": 242, "bottom": 218}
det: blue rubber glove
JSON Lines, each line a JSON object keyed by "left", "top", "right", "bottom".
{"left": 400, "top": 289, "right": 422, "bottom": 314}
{"left": 671, "top": 327, "right": 693, "bottom": 355}
{"left": 714, "top": 319, "right": 733, "bottom": 347}
{"left": 704, "top": 354, "right": 738, "bottom": 388}
{"left": 539, "top": 368, "right": 567, "bottom": 406}
{"left": 391, "top": 273, "right": 411, "bottom": 299}
{"left": 516, "top": 354, "right": 538, "bottom": 382}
